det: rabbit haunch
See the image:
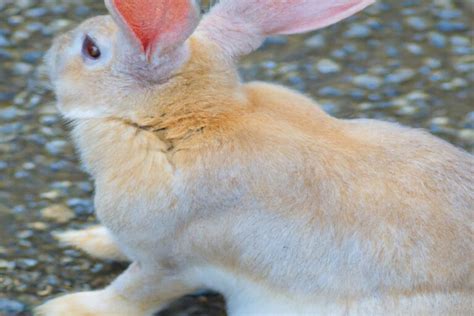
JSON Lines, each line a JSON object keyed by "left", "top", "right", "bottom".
{"left": 38, "top": 0, "right": 473, "bottom": 315}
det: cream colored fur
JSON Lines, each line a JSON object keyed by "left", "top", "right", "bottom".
{"left": 38, "top": 0, "right": 473, "bottom": 315}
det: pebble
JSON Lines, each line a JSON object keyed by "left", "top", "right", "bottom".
{"left": 405, "top": 43, "right": 424, "bottom": 55}
{"left": 316, "top": 59, "right": 341, "bottom": 74}
{"left": 25, "top": 7, "right": 48, "bottom": 17}
{"left": 406, "top": 16, "right": 430, "bottom": 30}
{"left": 436, "top": 21, "right": 468, "bottom": 32}
{"left": 0, "top": 107, "right": 23, "bottom": 121}
{"left": 318, "top": 86, "right": 343, "bottom": 97}
{"left": 0, "top": 259, "right": 15, "bottom": 270}
{"left": 67, "top": 198, "right": 94, "bottom": 215}
{"left": 463, "top": 112, "right": 474, "bottom": 129}
{"left": 0, "top": 34, "right": 10, "bottom": 47}
{"left": 263, "top": 36, "right": 288, "bottom": 47}
{"left": 305, "top": 34, "right": 326, "bottom": 49}
{"left": 344, "top": 24, "right": 372, "bottom": 38}
{"left": 41, "top": 204, "right": 75, "bottom": 223}
{"left": 428, "top": 32, "right": 446, "bottom": 47}
{"left": 450, "top": 36, "right": 470, "bottom": 47}
{"left": 353, "top": 74, "right": 383, "bottom": 90}
{"left": 458, "top": 129, "right": 474, "bottom": 143}
{"left": 45, "top": 140, "right": 68, "bottom": 155}
{"left": 12, "top": 62, "right": 33, "bottom": 75}
{"left": 385, "top": 68, "right": 416, "bottom": 84}
{"left": 22, "top": 50, "right": 43, "bottom": 63}
{"left": 40, "top": 190, "right": 61, "bottom": 200}
{"left": 17, "top": 258, "right": 38, "bottom": 269}
{"left": 7, "top": 15, "right": 24, "bottom": 26}
{"left": 0, "top": 299, "right": 26, "bottom": 315}
{"left": 440, "top": 78, "right": 468, "bottom": 91}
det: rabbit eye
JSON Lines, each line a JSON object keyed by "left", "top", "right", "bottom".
{"left": 82, "top": 35, "right": 101, "bottom": 60}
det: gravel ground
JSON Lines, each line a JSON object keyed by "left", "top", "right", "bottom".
{"left": 0, "top": 0, "right": 473, "bottom": 315}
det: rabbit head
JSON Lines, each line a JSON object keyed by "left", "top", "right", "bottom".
{"left": 46, "top": 0, "right": 374, "bottom": 121}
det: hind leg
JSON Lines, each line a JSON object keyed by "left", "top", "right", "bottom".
{"left": 54, "top": 225, "right": 129, "bottom": 261}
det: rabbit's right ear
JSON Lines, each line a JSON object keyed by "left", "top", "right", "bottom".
{"left": 105, "top": 0, "right": 200, "bottom": 61}
{"left": 198, "top": 0, "right": 374, "bottom": 58}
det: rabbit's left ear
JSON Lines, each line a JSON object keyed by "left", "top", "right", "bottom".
{"left": 105, "top": 0, "right": 200, "bottom": 60}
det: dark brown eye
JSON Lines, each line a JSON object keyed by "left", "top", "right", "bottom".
{"left": 82, "top": 35, "right": 101, "bottom": 59}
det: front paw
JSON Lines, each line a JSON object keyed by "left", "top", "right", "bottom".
{"left": 35, "top": 293, "right": 89, "bottom": 316}
{"left": 35, "top": 290, "right": 145, "bottom": 316}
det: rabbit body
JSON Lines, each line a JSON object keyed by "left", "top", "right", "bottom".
{"left": 38, "top": 0, "right": 473, "bottom": 315}
{"left": 64, "top": 38, "right": 473, "bottom": 315}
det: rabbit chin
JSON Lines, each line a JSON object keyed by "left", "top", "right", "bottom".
{"left": 57, "top": 103, "right": 113, "bottom": 120}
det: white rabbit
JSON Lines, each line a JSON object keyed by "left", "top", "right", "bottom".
{"left": 37, "top": 0, "right": 473, "bottom": 315}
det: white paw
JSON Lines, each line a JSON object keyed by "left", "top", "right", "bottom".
{"left": 53, "top": 227, "right": 128, "bottom": 261}
{"left": 35, "top": 293, "right": 92, "bottom": 316}
{"left": 35, "top": 291, "right": 145, "bottom": 316}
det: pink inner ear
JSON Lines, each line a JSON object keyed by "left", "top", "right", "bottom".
{"left": 112, "top": 0, "right": 192, "bottom": 56}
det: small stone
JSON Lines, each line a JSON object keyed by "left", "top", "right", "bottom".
{"left": 321, "top": 103, "right": 339, "bottom": 115}
{"left": 37, "top": 285, "right": 54, "bottom": 297}
{"left": 17, "top": 230, "right": 33, "bottom": 239}
{"left": 28, "top": 222, "right": 49, "bottom": 231}
{"left": 318, "top": 86, "right": 343, "bottom": 97}
{"left": 305, "top": 34, "right": 325, "bottom": 48}
{"left": 450, "top": 36, "right": 470, "bottom": 47}
{"left": 25, "top": 7, "right": 48, "bottom": 17}
{"left": 75, "top": 6, "right": 91, "bottom": 16}
{"left": 428, "top": 32, "right": 446, "bottom": 48}
{"left": 316, "top": 59, "right": 341, "bottom": 74}
{"left": 40, "top": 190, "right": 61, "bottom": 200}
{"left": 0, "top": 34, "right": 10, "bottom": 47}
{"left": 405, "top": 43, "right": 424, "bottom": 55}
{"left": 463, "top": 112, "right": 474, "bottom": 129}
{"left": 458, "top": 129, "right": 474, "bottom": 143}
{"left": 0, "top": 107, "right": 23, "bottom": 121}
{"left": 437, "top": 21, "right": 467, "bottom": 32}
{"left": 0, "top": 299, "right": 25, "bottom": 315}
{"left": 344, "top": 24, "right": 372, "bottom": 38}
{"left": 0, "top": 260, "right": 15, "bottom": 270}
{"left": 12, "top": 30, "right": 30, "bottom": 42}
{"left": 7, "top": 15, "right": 24, "bottom": 26}
{"left": 40, "top": 115, "right": 60, "bottom": 126}
{"left": 440, "top": 78, "right": 468, "bottom": 91}
{"left": 396, "top": 104, "right": 418, "bottom": 116}
{"left": 353, "top": 74, "right": 383, "bottom": 90}
{"left": 12, "top": 62, "right": 33, "bottom": 75}
{"left": 386, "top": 68, "right": 416, "bottom": 84}
{"left": 43, "top": 19, "right": 72, "bottom": 35}
{"left": 406, "top": 16, "right": 430, "bottom": 30}
{"left": 17, "top": 258, "right": 38, "bottom": 269}
{"left": 0, "top": 92, "right": 14, "bottom": 102}
{"left": 67, "top": 198, "right": 94, "bottom": 216}
{"left": 22, "top": 50, "right": 43, "bottom": 63}
{"left": 25, "top": 22, "right": 44, "bottom": 33}
{"left": 263, "top": 36, "right": 288, "bottom": 47}
{"left": 435, "top": 9, "right": 461, "bottom": 19}
{"left": 40, "top": 204, "right": 75, "bottom": 223}
{"left": 45, "top": 140, "right": 68, "bottom": 155}
{"left": 424, "top": 58, "right": 442, "bottom": 69}
{"left": 431, "top": 117, "right": 450, "bottom": 126}
{"left": 28, "top": 94, "right": 43, "bottom": 108}
{"left": 405, "top": 91, "right": 429, "bottom": 101}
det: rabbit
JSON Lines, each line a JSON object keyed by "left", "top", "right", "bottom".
{"left": 36, "top": 0, "right": 473, "bottom": 315}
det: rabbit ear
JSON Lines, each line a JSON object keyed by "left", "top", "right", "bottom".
{"left": 198, "top": 0, "right": 374, "bottom": 57}
{"left": 105, "top": 0, "right": 200, "bottom": 60}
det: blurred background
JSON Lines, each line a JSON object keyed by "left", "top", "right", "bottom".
{"left": 0, "top": 0, "right": 473, "bottom": 315}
